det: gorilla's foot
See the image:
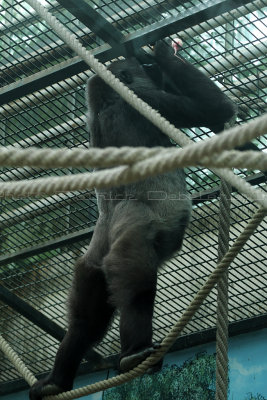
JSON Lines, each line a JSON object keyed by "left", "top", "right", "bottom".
{"left": 120, "top": 344, "right": 163, "bottom": 373}
{"left": 29, "top": 376, "right": 67, "bottom": 400}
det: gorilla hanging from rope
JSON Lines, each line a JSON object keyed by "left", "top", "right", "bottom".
{"left": 29, "top": 40, "right": 236, "bottom": 399}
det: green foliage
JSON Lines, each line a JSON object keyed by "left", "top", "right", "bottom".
{"left": 103, "top": 352, "right": 266, "bottom": 400}
{"left": 103, "top": 352, "right": 217, "bottom": 400}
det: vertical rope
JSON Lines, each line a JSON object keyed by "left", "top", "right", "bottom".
{"left": 215, "top": 118, "right": 235, "bottom": 400}
{"left": 215, "top": 179, "right": 231, "bottom": 400}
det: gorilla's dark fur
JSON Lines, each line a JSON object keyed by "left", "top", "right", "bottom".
{"left": 29, "top": 42, "right": 236, "bottom": 399}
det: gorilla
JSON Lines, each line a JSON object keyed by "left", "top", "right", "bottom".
{"left": 29, "top": 41, "right": 236, "bottom": 399}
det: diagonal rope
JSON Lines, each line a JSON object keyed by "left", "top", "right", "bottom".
{"left": 0, "top": 208, "right": 265, "bottom": 399}
{"left": 44, "top": 208, "right": 266, "bottom": 400}
{"left": 0, "top": 114, "right": 266, "bottom": 170}
{"left": 21, "top": 0, "right": 267, "bottom": 208}
{"left": 1, "top": 146, "right": 266, "bottom": 207}
{"left": 0, "top": 1, "right": 264, "bottom": 399}
{"left": 0, "top": 335, "right": 37, "bottom": 387}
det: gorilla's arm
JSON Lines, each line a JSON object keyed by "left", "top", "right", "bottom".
{"left": 135, "top": 88, "right": 225, "bottom": 129}
{"left": 152, "top": 41, "right": 236, "bottom": 132}
{"left": 151, "top": 41, "right": 264, "bottom": 162}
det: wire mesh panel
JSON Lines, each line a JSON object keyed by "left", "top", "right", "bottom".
{"left": 0, "top": 0, "right": 266, "bottom": 390}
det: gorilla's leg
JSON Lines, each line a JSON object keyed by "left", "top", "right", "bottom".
{"left": 29, "top": 221, "right": 114, "bottom": 400}
{"left": 103, "top": 215, "right": 161, "bottom": 373}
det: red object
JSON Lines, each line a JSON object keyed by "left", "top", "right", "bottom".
{"left": 171, "top": 37, "right": 183, "bottom": 54}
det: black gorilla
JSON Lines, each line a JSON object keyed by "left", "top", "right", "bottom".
{"left": 29, "top": 42, "right": 236, "bottom": 399}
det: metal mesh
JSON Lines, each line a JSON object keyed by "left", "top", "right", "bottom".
{"left": 0, "top": 0, "right": 266, "bottom": 389}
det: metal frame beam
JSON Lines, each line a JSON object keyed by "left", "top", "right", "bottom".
{"left": 0, "top": 2, "right": 266, "bottom": 394}
{"left": 0, "top": 0, "right": 255, "bottom": 106}
{"left": 56, "top": 0, "right": 123, "bottom": 45}
{"left": 0, "top": 283, "right": 108, "bottom": 377}
{"left": 0, "top": 226, "right": 94, "bottom": 266}
{"left": 192, "top": 172, "right": 266, "bottom": 206}
{"left": 0, "top": 0, "right": 188, "bottom": 76}
{"left": 0, "top": 172, "right": 265, "bottom": 267}
{"left": 0, "top": 284, "right": 65, "bottom": 341}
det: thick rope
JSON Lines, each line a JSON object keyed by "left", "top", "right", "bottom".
{"left": 0, "top": 147, "right": 266, "bottom": 171}
{"left": 0, "top": 113, "right": 267, "bottom": 170}
{"left": 1, "top": 115, "right": 266, "bottom": 206}
{"left": 215, "top": 178, "right": 232, "bottom": 399}
{"left": 24, "top": 0, "right": 191, "bottom": 148}
{"left": 215, "top": 274, "right": 229, "bottom": 400}
{"left": 1, "top": 148, "right": 266, "bottom": 207}
{"left": 0, "top": 1, "right": 262, "bottom": 121}
{"left": 0, "top": 115, "right": 267, "bottom": 207}
{"left": 215, "top": 116, "right": 236, "bottom": 400}
{"left": 215, "top": 181, "right": 231, "bottom": 400}
{"left": 0, "top": 335, "right": 37, "bottom": 387}
{"left": 44, "top": 208, "right": 265, "bottom": 400}
{"left": 1, "top": 208, "right": 265, "bottom": 399}
{"left": 20, "top": 0, "right": 266, "bottom": 207}
{"left": 0, "top": 1, "right": 264, "bottom": 397}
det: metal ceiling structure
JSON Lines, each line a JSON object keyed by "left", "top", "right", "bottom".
{"left": 0, "top": 0, "right": 266, "bottom": 395}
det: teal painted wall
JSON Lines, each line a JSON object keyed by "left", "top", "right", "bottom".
{"left": 2, "top": 328, "right": 267, "bottom": 400}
